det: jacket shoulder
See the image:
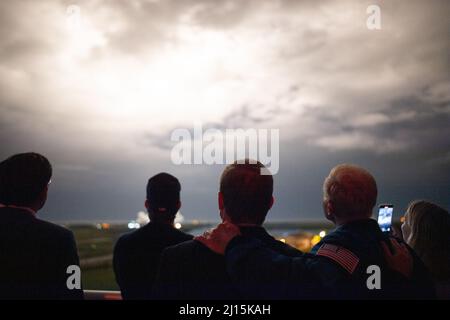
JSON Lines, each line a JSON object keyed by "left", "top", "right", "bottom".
{"left": 164, "top": 239, "right": 205, "bottom": 255}
{"left": 272, "top": 241, "right": 303, "bottom": 256}
{"left": 115, "top": 226, "right": 152, "bottom": 245}
{"left": 33, "top": 218, "right": 75, "bottom": 240}
{"left": 113, "top": 230, "right": 140, "bottom": 256}
{"left": 169, "top": 228, "right": 194, "bottom": 241}
{"left": 162, "top": 240, "right": 220, "bottom": 264}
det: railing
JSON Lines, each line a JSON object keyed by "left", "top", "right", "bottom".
{"left": 84, "top": 290, "right": 122, "bottom": 300}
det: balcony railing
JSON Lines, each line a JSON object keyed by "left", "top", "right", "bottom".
{"left": 84, "top": 290, "right": 122, "bottom": 300}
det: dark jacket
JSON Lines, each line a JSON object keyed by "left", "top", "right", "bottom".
{"left": 153, "top": 226, "right": 303, "bottom": 300}
{"left": 0, "top": 207, "right": 83, "bottom": 300}
{"left": 113, "top": 221, "right": 193, "bottom": 299}
{"left": 226, "top": 219, "right": 436, "bottom": 299}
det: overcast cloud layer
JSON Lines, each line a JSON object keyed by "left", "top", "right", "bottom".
{"left": 0, "top": 0, "right": 449, "bottom": 222}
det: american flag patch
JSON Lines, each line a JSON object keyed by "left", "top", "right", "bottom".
{"left": 316, "top": 243, "right": 360, "bottom": 274}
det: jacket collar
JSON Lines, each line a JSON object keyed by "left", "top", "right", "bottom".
{"left": 335, "top": 218, "right": 381, "bottom": 234}
{"left": 312, "top": 218, "right": 384, "bottom": 254}
{"left": 239, "top": 225, "right": 272, "bottom": 240}
{"left": 0, "top": 203, "right": 36, "bottom": 216}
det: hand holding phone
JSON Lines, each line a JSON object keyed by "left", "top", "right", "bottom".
{"left": 378, "top": 204, "right": 394, "bottom": 233}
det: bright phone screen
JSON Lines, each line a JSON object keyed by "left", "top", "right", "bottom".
{"left": 378, "top": 205, "right": 393, "bottom": 232}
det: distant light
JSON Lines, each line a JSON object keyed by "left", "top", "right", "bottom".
{"left": 175, "top": 222, "right": 182, "bottom": 229}
{"left": 311, "top": 235, "right": 321, "bottom": 246}
{"left": 400, "top": 216, "right": 406, "bottom": 223}
{"left": 136, "top": 211, "right": 150, "bottom": 225}
{"left": 128, "top": 221, "right": 140, "bottom": 229}
{"left": 279, "top": 238, "right": 286, "bottom": 243}
{"left": 96, "top": 223, "right": 102, "bottom": 230}
{"left": 319, "top": 230, "right": 326, "bottom": 238}
{"left": 99, "top": 223, "right": 110, "bottom": 230}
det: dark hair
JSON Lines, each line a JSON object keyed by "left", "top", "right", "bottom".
{"left": 0, "top": 152, "right": 52, "bottom": 207}
{"left": 146, "top": 172, "right": 181, "bottom": 217}
{"left": 219, "top": 159, "right": 273, "bottom": 225}
{"left": 406, "top": 200, "right": 450, "bottom": 282}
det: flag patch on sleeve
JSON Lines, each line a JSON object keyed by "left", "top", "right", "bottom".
{"left": 316, "top": 243, "right": 360, "bottom": 274}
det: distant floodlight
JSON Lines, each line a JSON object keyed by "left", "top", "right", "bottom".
{"left": 101, "top": 223, "right": 110, "bottom": 230}
{"left": 175, "top": 222, "right": 182, "bottom": 229}
{"left": 136, "top": 211, "right": 150, "bottom": 226}
{"left": 319, "top": 230, "right": 326, "bottom": 238}
{"left": 174, "top": 212, "right": 185, "bottom": 224}
{"left": 128, "top": 221, "right": 140, "bottom": 229}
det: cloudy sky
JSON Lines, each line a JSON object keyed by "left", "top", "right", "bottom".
{"left": 0, "top": 0, "right": 449, "bottom": 223}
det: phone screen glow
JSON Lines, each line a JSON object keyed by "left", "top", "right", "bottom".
{"left": 378, "top": 205, "right": 393, "bottom": 232}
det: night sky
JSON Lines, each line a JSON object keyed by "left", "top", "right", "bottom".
{"left": 0, "top": 0, "right": 449, "bottom": 222}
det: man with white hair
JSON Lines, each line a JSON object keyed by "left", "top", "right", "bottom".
{"left": 322, "top": 164, "right": 377, "bottom": 225}
{"left": 197, "top": 164, "right": 436, "bottom": 299}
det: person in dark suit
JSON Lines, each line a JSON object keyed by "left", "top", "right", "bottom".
{"left": 0, "top": 152, "right": 83, "bottom": 300}
{"left": 113, "top": 173, "right": 193, "bottom": 300}
{"left": 153, "top": 160, "right": 303, "bottom": 300}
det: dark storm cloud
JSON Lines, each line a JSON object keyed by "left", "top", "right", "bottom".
{"left": 0, "top": 0, "right": 449, "bottom": 221}
{"left": 308, "top": 96, "right": 450, "bottom": 154}
{"left": 140, "top": 98, "right": 290, "bottom": 151}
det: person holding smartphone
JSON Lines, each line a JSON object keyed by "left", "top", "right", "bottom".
{"left": 198, "top": 164, "right": 436, "bottom": 299}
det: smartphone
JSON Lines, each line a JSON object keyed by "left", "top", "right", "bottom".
{"left": 377, "top": 204, "right": 394, "bottom": 232}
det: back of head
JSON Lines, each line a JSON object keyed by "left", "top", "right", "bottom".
{"left": 219, "top": 159, "right": 273, "bottom": 225}
{"left": 0, "top": 152, "right": 52, "bottom": 207}
{"left": 146, "top": 172, "right": 181, "bottom": 221}
{"left": 323, "top": 164, "right": 377, "bottom": 220}
{"left": 407, "top": 200, "right": 450, "bottom": 281}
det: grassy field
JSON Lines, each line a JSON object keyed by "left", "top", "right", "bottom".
{"left": 82, "top": 266, "right": 119, "bottom": 290}
{"left": 71, "top": 225, "right": 126, "bottom": 258}
{"left": 70, "top": 224, "right": 128, "bottom": 290}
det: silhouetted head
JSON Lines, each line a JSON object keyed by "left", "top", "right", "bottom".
{"left": 0, "top": 152, "right": 52, "bottom": 212}
{"left": 145, "top": 172, "right": 181, "bottom": 224}
{"left": 219, "top": 159, "right": 274, "bottom": 226}
{"left": 402, "top": 200, "right": 450, "bottom": 281}
{"left": 322, "top": 164, "right": 377, "bottom": 225}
